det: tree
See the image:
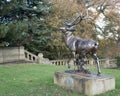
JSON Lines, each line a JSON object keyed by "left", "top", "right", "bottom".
{"left": 0, "top": 0, "right": 52, "bottom": 55}
{"left": 47, "top": 0, "right": 120, "bottom": 59}
{"left": 0, "top": 0, "right": 119, "bottom": 59}
{"left": 98, "top": 12, "right": 120, "bottom": 57}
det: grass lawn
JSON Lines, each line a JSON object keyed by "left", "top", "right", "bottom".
{"left": 0, "top": 64, "right": 120, "bottom": 96}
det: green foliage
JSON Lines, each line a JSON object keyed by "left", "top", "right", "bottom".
{"left": 0, "top": 24, "right": 9, "bottom": 38}
{"left": 24, "top": 17, "right": 52, "bottom": 54}
{"left": 0, "top": 20, "right": 28, "bottom": 46}
{"left": 0, "top": 0, "right": 52, "bottom": 55}
{"left": 115, "top": 56, "right": 120, "bottom": 67}
{"left": 0, "top": 0, "right": 16, "bottom": 16}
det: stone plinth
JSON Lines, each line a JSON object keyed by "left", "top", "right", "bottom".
{"left": 0, "top": 46, "right": 25, "bottom": 64}
{"left": 54, "top": 71, "right": 115, "bottom": 96}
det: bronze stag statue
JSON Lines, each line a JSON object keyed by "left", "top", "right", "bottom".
{"left": 59, "top": 10, "right": 101, "bottom": 76}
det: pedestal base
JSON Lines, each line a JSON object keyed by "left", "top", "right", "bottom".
{"left": 54, "top": 70, "right": 115, "bottom": 96}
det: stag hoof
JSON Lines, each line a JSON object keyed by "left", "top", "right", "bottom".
{"left": 97, "top": 72, "right": 101, "bottom": 76}
{"left": 68, "top": 65, "right": 70, "bottom": 69}
{"left": 84, "top": 70, "right": 91, "bottom": 74}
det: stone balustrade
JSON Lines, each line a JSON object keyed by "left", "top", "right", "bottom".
{"left": 50, "top": 59, "right": 68, "bottom": 66}
{"left": 50, "top": 58, "right": 117, "bottom": 68}
{"left": 24, "top": 50, "right": 38, "bottom": 63}
{"left": 0, "top": 46, "right": 117, "bottom": 68}
{"left": 24, "top": 50, "right": 51, "bottom": 64}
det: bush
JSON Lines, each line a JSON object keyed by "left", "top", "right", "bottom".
{"left": 115, "top": 56, "right": 120, "bottom": 67}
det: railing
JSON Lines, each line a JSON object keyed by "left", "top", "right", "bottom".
{"left": 24, "top": 50, "right": 51, "bottom": 64}
{"left": 24, "top": 49, "right": 117, "bottom": 68}
{"left": 50, "top": 58, "right": 117, "bottom": 68}
{"left": 24, "top": 50, "right": 38, "bottom": 63}
{"left": 109, "top": 59, "right": 117, "bottom": 67}
{"left": 50, "top": 59, "right": 68, "bottom": 66}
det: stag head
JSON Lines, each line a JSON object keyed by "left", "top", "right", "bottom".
{"left": 59, "top": 8, "right": 93, "bottom": 35}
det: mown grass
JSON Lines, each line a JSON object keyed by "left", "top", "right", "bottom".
{"left": 0, "top": 64, "right": 120, "bottom": 96}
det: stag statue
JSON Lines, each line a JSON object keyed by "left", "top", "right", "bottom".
{"left": 59, "top": 10, "right": 101, "bottom": 76}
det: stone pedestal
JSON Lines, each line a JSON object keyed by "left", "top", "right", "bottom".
{"left": 54, "top": 71, "right": 115, "bottom": 96}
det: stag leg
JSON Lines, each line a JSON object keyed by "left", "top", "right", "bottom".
{"left": 67, "top": 58, "right": 71, "bottom": 69}
{"left": 76, "top": 57, "right": 81, "bottom": 71}
{"left": 67, "top": 51, "right": 76, "bottom": 70}
{"left": 79, "top": 57, "right": 90, "bottom": 74}
{"left": 72, "top": 52, "right": 77, "bottom": 71}
{"left": 92, "top": 54, "right": 101, "bottom": 76}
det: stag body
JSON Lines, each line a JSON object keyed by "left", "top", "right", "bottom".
{"left": 60, "top": 27, "right": 101, "bottom": 75}
{"left": 64, "top": 31, "right": 98, "bottom": 54}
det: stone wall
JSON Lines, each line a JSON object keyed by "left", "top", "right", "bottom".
{"left": 0, "top": 46, "right": 25, "bottom": 64}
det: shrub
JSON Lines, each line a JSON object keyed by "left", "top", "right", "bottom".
{"left": 115, "top": 56, "right": 120, "bottom": 67}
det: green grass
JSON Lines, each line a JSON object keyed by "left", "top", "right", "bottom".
{"left": 0, "top": 64, "right": 120, "bottom": 96}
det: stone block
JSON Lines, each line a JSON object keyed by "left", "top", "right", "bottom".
{"left": 54, "top": 71, "right": 115, "bottom": 96}
{"left": 0, "top": 46, "right": 25, "bottom": 63}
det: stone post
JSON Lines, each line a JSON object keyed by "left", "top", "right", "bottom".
{"left": 89, "top": 59, "right": 94, "bottom": 68}
{"left": 105, "top": 58, "right": 110, "bottom": 68}
{"left": 38, "top": 53, "right": 51, "bottom": 64}
{"left": 38, "top": 53, "right": 43, "bottom": 64}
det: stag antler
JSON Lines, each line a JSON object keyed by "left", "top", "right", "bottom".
{"left": 63, "top": 8, "right": 93, "bottom": 28}
{"left": 82, "top": 9, "right": 93, "bottom": 20}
